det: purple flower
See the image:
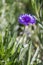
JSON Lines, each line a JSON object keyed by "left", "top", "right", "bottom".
{"left": 18, "top": 14, "right": 36, "bottom": 25}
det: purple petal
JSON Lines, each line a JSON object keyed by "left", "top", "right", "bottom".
{"left": 18, "top": 14, "right": 36, "bottom": 25}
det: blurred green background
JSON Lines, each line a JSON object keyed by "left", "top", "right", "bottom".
{"left": 0, "top": 0, "right": 43, "bottom": 65}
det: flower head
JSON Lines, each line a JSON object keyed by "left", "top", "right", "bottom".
{"left": 18, "top": 14, "right": 36, "bottom": 25}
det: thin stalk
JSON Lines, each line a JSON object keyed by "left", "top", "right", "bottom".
{"left": 27, "top": 42, "right": 32, "bottom": 65}
{"left": 1, "top": 0, "right": 5, "bottom": 18}
{"left": 31, "top": 46, "right": 39, "bottom": 65}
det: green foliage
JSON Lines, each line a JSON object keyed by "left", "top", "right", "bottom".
{"left": 0, "top": 0, "right": 43, "bottom": 65}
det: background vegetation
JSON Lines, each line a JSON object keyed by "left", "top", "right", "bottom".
{"left": 0, "top": 0, "right": 43, "bottom": 65}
